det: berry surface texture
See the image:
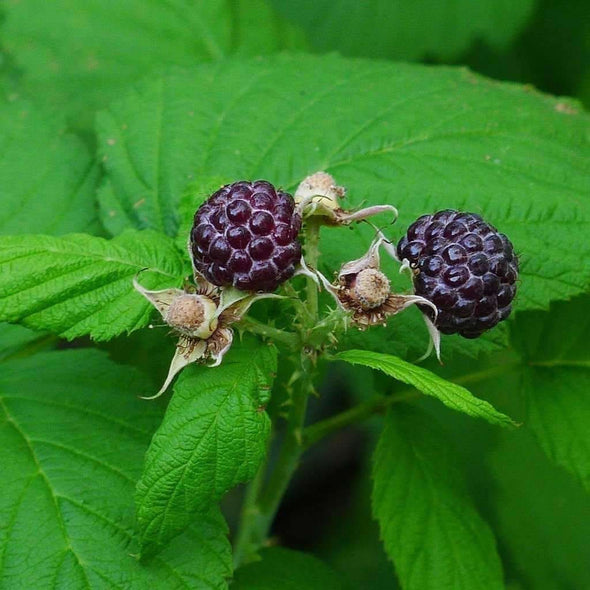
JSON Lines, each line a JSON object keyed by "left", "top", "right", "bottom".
{"left": 190, "top": 180, "right": 302, "bottom": 292}
{"left": 397, "top": 210, "right": 519, "bottom": 338}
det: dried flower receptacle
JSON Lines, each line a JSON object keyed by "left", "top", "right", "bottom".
{"left": 295, "top": 171, "right": 398, "bottom": 225}
{"left": 133, "top": 273, "right": 274, "bottom": 398}
{"left": 316, "top": 232, "right": 441, "bottom": 358}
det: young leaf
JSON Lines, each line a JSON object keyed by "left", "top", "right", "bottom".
{"left": 3, "top": 0, "right": 304, "bottom": 127}
{"left": 232, "top": 547, "right": 349, "bottom": 590}
{"left": 136, "top": 338, "right": 277, "bottom": 556}
{"left": 96, "top": 55, "right": 590, "bottom": 316}
{"left": 372, "top": 406, "right": 504, "bottom": 590}
{"left": 0, "top": 350, "right": 232, "bottom": 589}
{"left": 510, "top": 297, "right": 590, "bottom": 492}
{"left": 0, "top": 101, "right": 99, "bottom": 236}
{"left": 271, "top": 0, "right": 534, "bottom": 60}
{"left": 0, "top": 230, "right": 185, "bottom": 341}
{"left": 335, "top": 349, "right": 514, "bottom": 427}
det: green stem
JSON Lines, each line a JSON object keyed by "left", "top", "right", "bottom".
{"left": 304, "top": 218, "right": 321, "bottom": 321}
{"left": 303, "top": 390, "right": 417, "bottom": 449}
{"left": 232, "top": 219, "right": 322, "bottom": 566}
{"left": 232, "top": 351, "right": 314, "bottom": 566}
{"left": 232, "top": 451, "right": 268, "bottom": 567}
{"left": 302, "top": 361, "right": 521, "bottom": 448}
{"left": 257, "top": 353, "right": 312, "bottom": 522}
{"left": 238, "top": 316, "right": 299, "bottom": 348}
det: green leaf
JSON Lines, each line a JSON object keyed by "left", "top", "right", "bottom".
{"left": 0, "top": 100, "right": 99, "bottom": 236}
{"left": 510, "top": 296, "right": 590, "bottom": 492}
{"left": 232, "top": 547, "right": 349, "bottom": 590}
{"left": 96, "top": 54, "right": 590, "bottom": 320}
{"left": 335, "top": 349, "right": 514, "bottom": 426}
{"left": 3, "top": 0, "right": 304, "bottom": 127}
{"left": 271, "top": 0, "right": 534, "bottom": 61}
{"left": 136, "top": 338, "right": 276, "bottom": 556}
{"left": 0, "top": 349, "right": 232, "bottom": 589}
{"left": 0, "top": 230, "right": 185, "bottom": 340}
{"left": 489, "top": 428, "right": 590, "bottom": 590}
{"left": 372, "top": 406, "right": 504, "bottom": 590}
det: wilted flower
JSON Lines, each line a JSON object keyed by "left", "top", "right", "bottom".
{"left": 133, "top": 273, "right": 278, "bottom": 398}
{"left": 316, "top": 232, "right": 442, "bottom": 358}
{"left": 294, "top": 171, "right": 398, "bottom": 225}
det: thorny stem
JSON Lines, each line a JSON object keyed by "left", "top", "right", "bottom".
{"left": 233, "top": 219, "right": 321, "bottom": 566}
{"left": 231, "top": 443, "right": 269, "bottom": 568}
{"left": 237, "top": 316, "right": 299, "bottom": 349}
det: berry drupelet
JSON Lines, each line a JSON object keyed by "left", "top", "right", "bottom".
{"left": 397, "top": 210, "right": 518, "bottom": 338}
{"left": 190, "top": 180, "right": 302, "bottom": 292}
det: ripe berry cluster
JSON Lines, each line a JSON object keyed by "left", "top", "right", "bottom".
{"left": 190, "top": 180, "right": 302, "bottom": 292}
{"left": 189, "top": 178, "right": 518, "bottom": 340}
{"left": 397, "top": 210, "right": 518, "bottom": 338}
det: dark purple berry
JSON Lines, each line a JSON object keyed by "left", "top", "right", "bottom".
{"left": 397, "top": 210, "right": 518, "bottom": 338}
{"left": 190, "top": 180, "right": 302, "bottom": 292}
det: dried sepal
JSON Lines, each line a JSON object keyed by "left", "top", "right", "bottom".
{"left": 140, "top": 338, "right": 208, "bottom": 400}
{"left": 206, "top": 327, "right": 234, "bottom": 367}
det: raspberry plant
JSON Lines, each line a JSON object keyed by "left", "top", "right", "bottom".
{"left": 0, "top": 3, "right": 589, "bottom": 590}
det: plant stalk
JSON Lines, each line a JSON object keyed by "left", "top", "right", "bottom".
{"left": 232, "top": 217, "right": 322, "bottom": 566}
{"left": 238, "top": 316, "right": 299, "bottom": 348}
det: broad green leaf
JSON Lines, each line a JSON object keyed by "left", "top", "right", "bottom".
{"left": 0, "top": 230, "right": 185, "bottom": 340}
{"left": 232, "top": 547, "right": 349, "bottom": 590}
{"left": 0, "top": 349, "right": 232, "bottom": 589}
{"left": 136, "top": 338, "right": 276, "bottom": 556}
{"left": 489, "top": 429, "right": 590, "bottom": 590}
{"left": 271, "top": 0, "right": 534, "bottom": 61}
{"left": 95, "top": 55, "right": 590, "bottom": 360}
{"left": 3, "top": 0, "right": 304, "bottom": 126}
{"left": 372, "top": 406, "right": 504, "bottom": 590}
{"left": 0, "top": 100, "right": 100, "bottom": 235}
{"left": 510, "top": 297, "right": 590, "bottom": 492}
{"left": 335, "top": 349, "right": 514, "bottom": 426}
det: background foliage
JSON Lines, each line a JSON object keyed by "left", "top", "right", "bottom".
{"left": 0, "top": 0, "right": 588, "bottom": 588}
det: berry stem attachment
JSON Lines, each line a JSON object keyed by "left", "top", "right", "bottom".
{"left": 304, "top": 218, "right": 322, "bottom": 322}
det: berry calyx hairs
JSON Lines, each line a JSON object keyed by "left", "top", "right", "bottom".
{"left": 133, "top": 172, "right": 518, "bottom": 396}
